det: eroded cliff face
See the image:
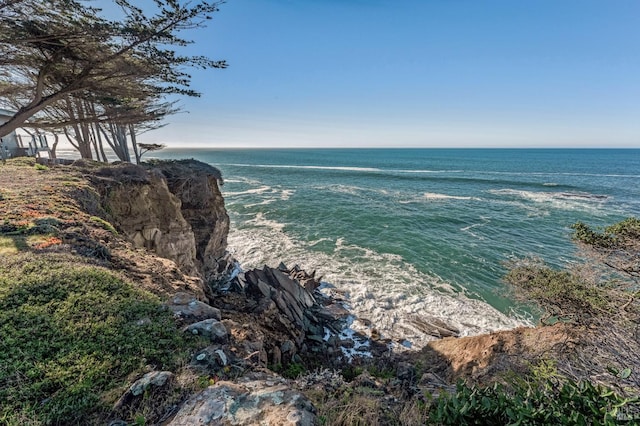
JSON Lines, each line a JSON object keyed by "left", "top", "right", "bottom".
{"left": 91, "top": 160, "right": 230, "bottom": 285}
{"left": 152, "top": 160, "right": 230, "bottom": 284}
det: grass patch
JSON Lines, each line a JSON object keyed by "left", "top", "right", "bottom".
{"left": 89, "top": 216, "right": 118, "bottom": 234}
{"left": 0, "top": 253, "right": 201, "bottom": 425}
{"left": 0, "top": 235, "right": 21, "bottom": 255}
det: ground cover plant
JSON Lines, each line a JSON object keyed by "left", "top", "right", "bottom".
{"left": 0, "top": 253, "right": 201, "bottom": 425}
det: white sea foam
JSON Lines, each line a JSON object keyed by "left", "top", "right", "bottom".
{"left": 224, "top": 185, "right": 273, "bottom": 196}
{"left": 223, "top": 163, "right": 382, "bottom": 173}
{"left": 489, "top": 189, "right": 609, "bottom": 212}
{"left": 227, "top": 216, "right": 529, "bottom": 350}
{"left": 244, "top": 199, "right": 277, "bottom": 208}
{"left": 313, "top": 184, "right": 388, "bottom": 197}
{"left": 280, "top": 189, "right": 295, "bottom": 200}
{"left": 422, "top": 192, "right": 479, "bottom": 201}
{"left": 398, "top": 192, "right": 482, "bottom": 204}
{"left": 460, "top": 217, "right": 491, "bottom": 239}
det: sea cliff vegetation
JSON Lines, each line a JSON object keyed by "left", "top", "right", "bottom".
{"left": 1, "top": 158, "right": 639, "bottom": 425}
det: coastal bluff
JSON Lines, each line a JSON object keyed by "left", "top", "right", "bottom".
{"left": 1, "top": 158, "right": 618, "bottom": 425}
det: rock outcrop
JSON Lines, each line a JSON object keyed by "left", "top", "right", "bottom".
{"left": 95, "top": 164, "right": 199, "bottom": 275}
{"left": 210, "top": 263, "right": 382, "bottom": 369}
{"left": 167, "top": 372, "right": 317, "bottom": 426}
{"left": 88, "top": 160, "right": 233, "bottom": 289}
{"left": 151, "top": 160, "right": 232, "bottom": 284}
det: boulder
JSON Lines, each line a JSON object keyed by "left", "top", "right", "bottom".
{"left": 129, "top": 371, "right": 174, "bottom": 396}
{"left": 167, "top": 292, "right": 222, "bottom": 324}
{"left": 113, "top": 371, "right": 174, "bottom": 411}
{"left": 184, "top": 319, "right": 228, "bottom": 343}
{"left": 167, "top": 373, "right": 317, "bottom": 426}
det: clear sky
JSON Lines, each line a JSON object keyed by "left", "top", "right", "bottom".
{"left": 138, "top": 0, "right": 640, "bottom": 148}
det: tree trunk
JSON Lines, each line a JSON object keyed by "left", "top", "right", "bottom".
{"left": 130, "top": 124, "right": 141, "bottom": 164}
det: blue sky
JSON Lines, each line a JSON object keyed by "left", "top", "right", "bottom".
{"left": 138, "top": 0, "right": 640, "bottom": 148}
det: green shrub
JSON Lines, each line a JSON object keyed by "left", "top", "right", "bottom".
{"left": 89, "top": 215, "right": 118, "bottom": 234}
{"left": 431, "top": 378, "right": 639, "bottom": 425}
{"left": 0, "top": 254, "right": 200, "bottom": 425}
{"left": 505, "top": 259, "right": 612, "bottom": 324}
{"left": 283, "top": 363, "right": 305, "bottom": 379}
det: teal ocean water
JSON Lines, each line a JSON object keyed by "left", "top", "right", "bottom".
{"left": 154, "top": 148, "right": 640, "bottom": 347}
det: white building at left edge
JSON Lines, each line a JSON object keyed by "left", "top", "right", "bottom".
{"left": 0, "top": 108, "right": 51, "bottom": 159}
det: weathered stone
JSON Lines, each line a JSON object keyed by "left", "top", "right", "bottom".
{"left": 396, "top": 362, "right": 416, "bottom": 382}
{"left": 171, "top": 292, "right": 195, "bottom": 305}
{"left": 281, "top": 340, "right": 295, "bottom": 354}
{"left": 281, "top": 290, "right": 305, "bottom": 327}
{"left": 271, "top": 346, "right": 282, "bottom": 366}
{"left": 184, "top": 319, "right": 228, "bottom": 343}
{"left": 254, "top": 297, "right": 277, "bottom": 315}
{"left": 192, "top": 345, "right": 232, "bottom": 372}
{"left": 129, "top": 371, "right": 173, "bottom": 396}
{"left": 315, "top": 303, "right": 350, "bottom": 323}
{"left": 256, "top": 279, "right": 272, "bottom": 298}
{"left": 168, "top": 373, "right": 317, "bottom": 426}
{"left": 154, "top": 160, "right": 230, "bottom": 285}
{"left": 167, "top": 292, "right": 222, "bottom": 324}
{"left": 230, "top": 277, "right": 246, "bottom": 293}
{"left": 274, "top": 292, "right": 297, "bottom": 326}
{"left": 244, "top": 270, "right": 257, "bottom": 286}
{"left": 307, "top": 334, "right": 324, "bottom": 343}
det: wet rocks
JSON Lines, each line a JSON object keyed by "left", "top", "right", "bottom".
{"left": 222, "top": 263, "right": 360, "bottom": 367}
{"left": 407, "top": 314, "right": 460, "bottom": 339}
{"left": 167, "top": 372, "right": 317, "bottom": 426}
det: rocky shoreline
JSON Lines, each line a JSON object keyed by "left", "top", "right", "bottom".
{"left": 81, "top": 158, "right": 466, "bottom": 423}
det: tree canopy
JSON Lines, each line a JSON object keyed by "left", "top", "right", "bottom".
{"left": 0, "top": 0, "right": 226, "bottom": 160}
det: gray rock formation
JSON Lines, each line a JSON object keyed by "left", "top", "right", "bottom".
{"left": 168, "top": 291, "right": 222, "bottom": 325}
{"left": 152, "top": 159, "right": 232, "bottom": 284}
{"left": 167, "top": 372, "right": 317, "bottom": 426}
{"left": 91, "top": 160, "right": 234, "bottom": 293}
{"left": 185, "top": 319, "right": 229, "bottom": 343}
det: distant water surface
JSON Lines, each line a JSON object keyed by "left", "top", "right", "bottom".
{"left": 152, "top": 148, "right": 640, "bottom": 347}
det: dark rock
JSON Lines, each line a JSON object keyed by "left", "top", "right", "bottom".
{"left": 271, "top": 346, "right": 282, "bottom": 366}
{"left": 192, "top": 345, "right": 233, "bottom": 372}
{"left": 281, "top": 340, "right": 295, "bottom": 354}
{"left": 256, "top": 279, "right": 272, "bottom": 298}
{"left": 307, "top": 334, "right": 324, "bottom": 344}
{"left": 396, "top": 362, "right": 416, "bottom": 382}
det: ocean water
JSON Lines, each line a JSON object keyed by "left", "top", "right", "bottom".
{"left": 153, "top": 148, "right": 640, "bottom": 348}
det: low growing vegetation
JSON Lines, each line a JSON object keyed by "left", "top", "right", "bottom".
{"left": 0, "top": 254, "right": 201, "bottom": 425}
{"left": 431, "top": 376, "right": 638, "bottom": 425}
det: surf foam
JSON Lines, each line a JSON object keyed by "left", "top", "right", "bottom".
{"left": 227, "top": 215, "right": 529, "bottom": 350}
